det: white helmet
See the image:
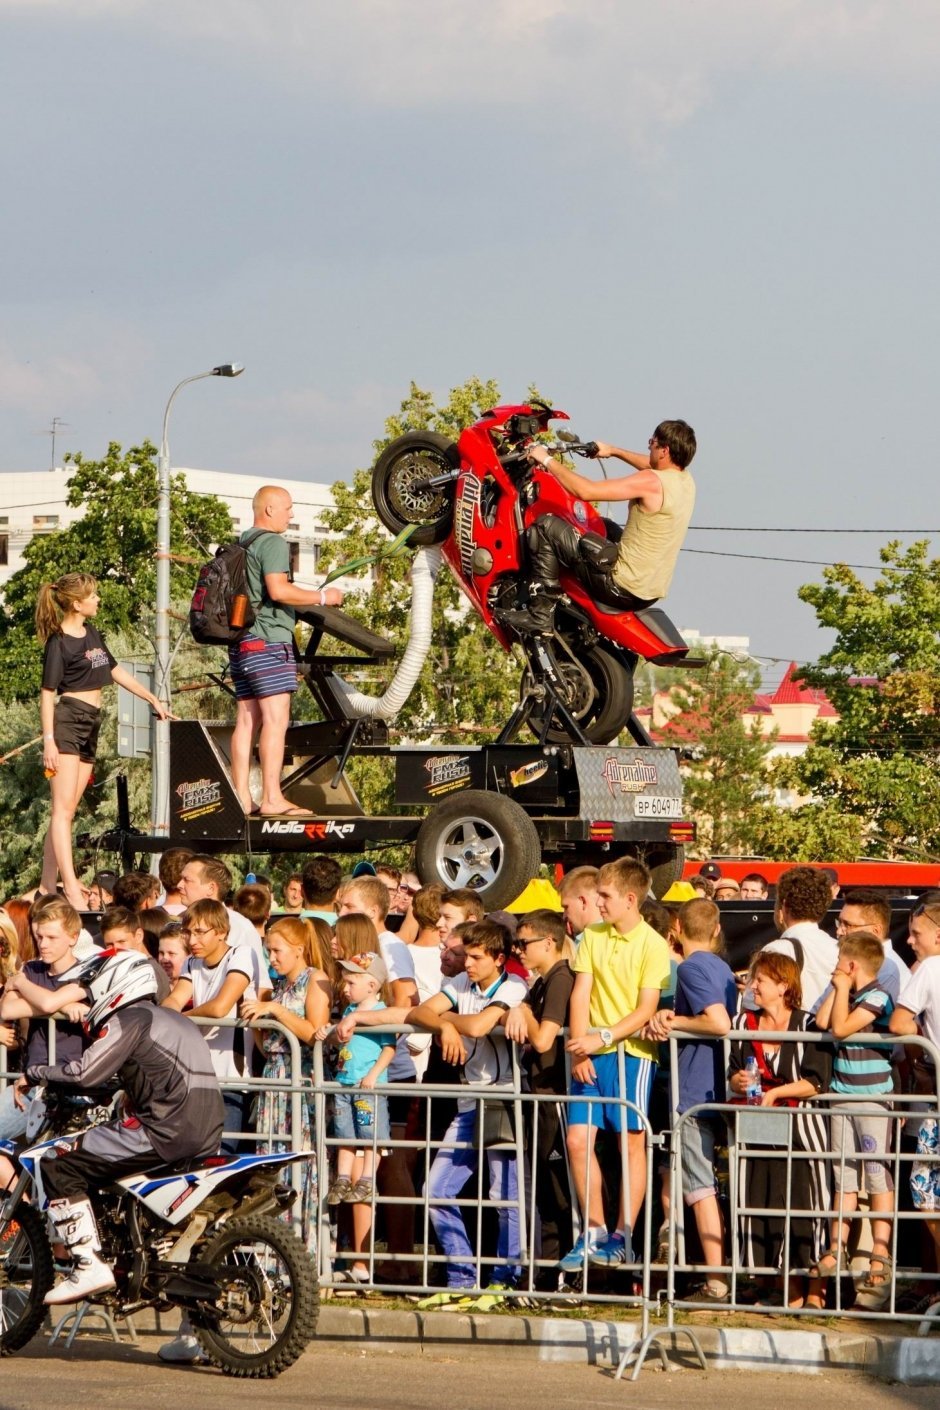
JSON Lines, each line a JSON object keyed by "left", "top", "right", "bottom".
{"left": 58, "top": 948, "right": 158, "bottom": 1030}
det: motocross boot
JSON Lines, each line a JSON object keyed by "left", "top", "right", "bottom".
{"left": 44, "top": 1197, "right": 116, "bottom": 1305}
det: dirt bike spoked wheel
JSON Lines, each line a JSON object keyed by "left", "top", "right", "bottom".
{"left": 524, "top": 641, "right": 635, "bottom": 746}
{"left": 0, "top": 1204, "right": 55, "bottom": 1355}
{"left": 415, "top": 789, "right": 541, "bottom": 909}
{"left": 193, "top": 1213, "right": 318, "bottom": 1379}
{"left": 372, "top": 432, "right": 459, "bottom": 546}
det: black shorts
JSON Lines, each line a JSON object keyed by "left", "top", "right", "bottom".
{"left": 53, "top": 696, "right": 102, "bottom": 764}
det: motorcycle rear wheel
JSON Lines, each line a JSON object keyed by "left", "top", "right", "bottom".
{"left": 372, "top": 432, "right": 458, "bottom": 546}
{"left": 525, "top": 642, "right": 635, "bottom": 745}
{"left": 194, "top": 1213, "right": 318, "bottom": 1379}
{"left": 0, "top": 1203, "right": 55, "bottom": 1355}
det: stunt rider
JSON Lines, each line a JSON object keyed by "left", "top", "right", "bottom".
{"left": 501, "top": 420, "right": 697, "bottom": 635}
{"left": 14, "top": 949, "right": 224, "bottom": 1306}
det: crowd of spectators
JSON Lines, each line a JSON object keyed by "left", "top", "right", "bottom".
{"left": 0, "top": 852, "right": 938, "bottom": 1328}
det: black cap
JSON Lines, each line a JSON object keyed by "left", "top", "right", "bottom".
{"left": 699, "top": 862, "right": 722, "bottom": 881}
{"left": 91, "top": 870, "right": 119, "bottom": 894}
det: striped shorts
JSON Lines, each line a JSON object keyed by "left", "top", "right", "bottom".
{"left": 228, "top": 635, "right": 298, "bottom": 700}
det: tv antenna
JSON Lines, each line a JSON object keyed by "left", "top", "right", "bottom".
{"left": 43, "top": 416, "right": 70, "bottom": 470}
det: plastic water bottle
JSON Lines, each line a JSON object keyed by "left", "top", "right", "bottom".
{"left": 744, "top": 1056, "right": 762, "bottom": 1106}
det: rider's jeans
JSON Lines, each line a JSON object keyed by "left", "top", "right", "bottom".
{"left": 425, "top": 1106, "right": 521, "bottom": 1289}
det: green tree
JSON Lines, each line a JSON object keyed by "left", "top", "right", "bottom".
{"left": 656, "top": 650, "right": 777, "bottom": 857}
{"left": 0, "top": 440, "right": 234, "bottom": 702}
{"left": 770, "top": 541, "right": 940, "bottom": 860}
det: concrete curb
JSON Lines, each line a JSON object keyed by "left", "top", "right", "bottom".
{"left": 315, "top": 1305, "right": 940, "bottom": 1384}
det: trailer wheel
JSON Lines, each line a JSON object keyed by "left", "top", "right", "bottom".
{"left": 645, "top": 846, "right": 685, "bottom": 899}
{"left": 415, "top": 790, "right": 541, "bottom": 909}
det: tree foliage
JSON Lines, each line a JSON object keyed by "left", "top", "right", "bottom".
{"left": 771, "top": 541, "right": 940, "bottom": 860}
{"left": 656, "top": 650, "right": 777, "bottom": 857}
{"left": 0, "top": 441, "right": 233, "bottom": 703}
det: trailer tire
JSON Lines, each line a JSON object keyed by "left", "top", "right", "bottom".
{"left": 415, "top": 790, "right": 541, "bottom": 909}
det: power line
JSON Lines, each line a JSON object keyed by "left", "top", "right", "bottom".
{"left": 690, "top": 526, "right": 940, "bottom": 534}
{"left": 682, "top": 548, "right": 885, "bottom": 570}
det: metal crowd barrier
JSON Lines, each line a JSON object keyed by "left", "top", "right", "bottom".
{"left": 3, "top": 1013, "right": 939, "bottom": 1370}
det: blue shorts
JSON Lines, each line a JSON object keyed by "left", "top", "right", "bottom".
{"left": 228, "top": 635, "right": 298, "bottom": 700}
{"left": 569, "top": 1051, "right": 655, "bottom": 1133}
{"left": 332, "top": 1088, "right": 391, "bottom": 1143}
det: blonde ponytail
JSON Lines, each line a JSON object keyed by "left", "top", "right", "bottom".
{"left": 35, "top": 573, "right": 97, "bottom": 644}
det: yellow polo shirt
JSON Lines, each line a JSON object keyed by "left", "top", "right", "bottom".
{"left": 573, "top": 918, "right": 671, "bottom": 1062}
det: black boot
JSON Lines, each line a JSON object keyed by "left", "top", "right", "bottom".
{"left": 500, "top": 590, "right": 557, "bottom": 636}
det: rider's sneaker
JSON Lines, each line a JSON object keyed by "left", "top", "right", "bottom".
{"left": 158, "top": 1334, "right": 208, "bottom": 1364}
{"left": 588, "top": 1231, "right": 631, "bottom": 1267}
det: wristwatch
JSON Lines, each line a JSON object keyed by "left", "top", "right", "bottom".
{"left": 599, "top": 1028, "right": 613, "bottom": 1047}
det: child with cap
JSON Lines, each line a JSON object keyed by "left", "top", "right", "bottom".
{"left": 317, "top": 951, "right": 396, "bottom": 1283}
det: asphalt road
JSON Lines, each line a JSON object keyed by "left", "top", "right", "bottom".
{"left": 2, "top": 1337, "right": 938, "bottom": 1410}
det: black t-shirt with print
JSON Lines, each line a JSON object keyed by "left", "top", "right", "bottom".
{"left": 525, "top": 960, "right": 574, "bottom": 1095}
{"left": 41, "top": 626, "right": 117, "bottom": 695}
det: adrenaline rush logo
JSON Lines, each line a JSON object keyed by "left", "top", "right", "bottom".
{"left": 454, "top": 471, "right": 481, "bottom": 577}
{"left": 601, "top": 757, "right": 658, "bottom": 797}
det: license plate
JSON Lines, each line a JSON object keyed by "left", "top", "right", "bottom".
{"left": 634, "top": 796, "right": 683, "bottom": 819}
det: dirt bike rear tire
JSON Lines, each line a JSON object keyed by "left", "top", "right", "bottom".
{"left": 372, "top": 432, "right": 458, "bottom": 546}
{"left": 0, "top": 1202, "right": 55, "bottom": 1355}
{"left": 193, "top": 1212, "right": 318, "bottom": 1379}
{"left": 526, "top": 642, "right": 635, "bottom": 745}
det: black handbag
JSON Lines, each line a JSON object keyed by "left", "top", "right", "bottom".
{"left": 474, "top": 1098, "right": 517, "bottom": 1148}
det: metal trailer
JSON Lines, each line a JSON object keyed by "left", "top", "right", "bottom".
{"left": 96, "top": 605, "right": 692, "bottom": 907}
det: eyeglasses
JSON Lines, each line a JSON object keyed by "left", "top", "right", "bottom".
{"left": 515, "top": 936, "right": 549, "bottom": 949}
{"left": 648, "top": 437, "right": 661, "bottom": 449}
{"left": 834, "top": 918, "right": 867, "bottom": 934}
{"left": 180, "top": 926, "right": 216, "bottom": 939}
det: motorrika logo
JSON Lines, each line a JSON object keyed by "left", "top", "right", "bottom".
{"left": 259, "top": 819, "right": 357, "bottom": 838}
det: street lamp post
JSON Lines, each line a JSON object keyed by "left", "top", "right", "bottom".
{"left": 151, "top": 363, "right": 244, "bottom": 838}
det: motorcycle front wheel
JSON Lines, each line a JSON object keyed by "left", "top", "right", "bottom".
{"left": 525, "top": 642, "right": 635, "bottom": 745}
{"left": 0, "top": 1202, "right": 55, "bottom": 1355}
{"left": 372, "top": 432, "right": 458, "bottom": 546}
{"left": 194, "top": 1213, "right": 318, "bottom": 1379}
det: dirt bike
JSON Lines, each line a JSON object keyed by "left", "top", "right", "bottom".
{"left": 371, "top": 400, "right": 692, "bottom": 745}
{"left": 0, "top": 1084, "right": 318, "bottom": 1377}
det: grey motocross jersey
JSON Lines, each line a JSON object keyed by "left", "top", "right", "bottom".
{"left": 28, "top": 1003, "right": 224, "bottom": 1165}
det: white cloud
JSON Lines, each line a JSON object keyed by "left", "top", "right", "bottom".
{"left": 5, "top": 2, "right": 939, "bottom": 155}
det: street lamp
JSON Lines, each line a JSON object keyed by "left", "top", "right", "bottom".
{"left": 151, "top": 363, "right": 245, "bottom": 837}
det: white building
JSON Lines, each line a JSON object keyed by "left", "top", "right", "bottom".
{"left": 0, "top": 466, "right": 347, "bottom": 590}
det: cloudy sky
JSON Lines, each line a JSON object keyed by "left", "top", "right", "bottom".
{"left": 2, "top": 1, "right": 938, "bottom": 675}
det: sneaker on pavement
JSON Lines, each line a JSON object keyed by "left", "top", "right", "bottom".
{"left": 415, "top": 1289, "right": 474, "bottom": 1310}
{"left": 589, "top": 1231, "right": 631, "bottom": 1268}
{"left": 158, "top": 1334, "right": 207, "bottom": 1364}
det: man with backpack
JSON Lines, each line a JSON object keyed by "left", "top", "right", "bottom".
{"left": 229, "top": 484, "right": 343, "bottom": 817}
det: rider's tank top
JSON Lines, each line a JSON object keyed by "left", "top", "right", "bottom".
{"left": 611, "top": 468, "right": 696, "bottom": 602}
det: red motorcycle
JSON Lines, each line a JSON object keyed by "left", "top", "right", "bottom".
{"left": 371, "top": 401, "right": 693, "bottom": 745}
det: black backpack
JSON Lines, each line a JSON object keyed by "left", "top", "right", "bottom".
{"left": 189, "top": 528, "right": 270, "bottom": 646}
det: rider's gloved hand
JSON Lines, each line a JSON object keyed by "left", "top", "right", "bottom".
{"left": 526, "top": 445, "right": 551, "bottom": 467}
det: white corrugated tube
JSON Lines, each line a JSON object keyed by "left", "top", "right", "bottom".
{"left": 331, "top": 545, "right": 443, "bottom": 720}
